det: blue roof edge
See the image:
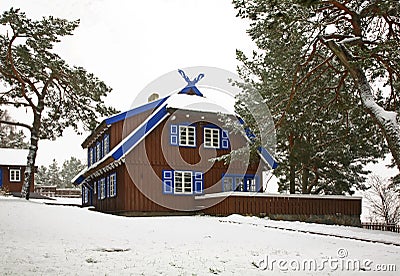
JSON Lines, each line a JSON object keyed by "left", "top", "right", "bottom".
{"left": 258, "top": 146, "right": 278, "bottom": 169}
{"left": 105, "top": 96, "right": 168, "bottom": 125}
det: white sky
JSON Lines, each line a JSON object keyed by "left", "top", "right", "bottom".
{"left": 1, "top": 0, "right": 255, "bottom": 166}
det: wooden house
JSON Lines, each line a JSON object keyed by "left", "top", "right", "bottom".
{"left": 0, "top": 148, "right": 34, "bottom": 193}
{"left": 73, "top": 71, "right": 361, "bottom": 226}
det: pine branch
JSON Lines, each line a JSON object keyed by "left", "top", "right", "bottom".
{"left": 0, "top": 120, "right": 32, "bottom": 131}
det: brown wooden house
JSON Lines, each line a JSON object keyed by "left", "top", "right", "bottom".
{"left": 0, "top": 148, "right": 34, "bottom": 193}
{"left": 73, "top": 72, "right": 361, "bottom": 226}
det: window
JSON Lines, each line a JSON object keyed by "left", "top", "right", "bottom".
{"left": 235, "top": 177, "right": 244, "bottom": 191}
{"left": 82, "top": 186, "right": 88, "bottom": 204}
{"left": 100, "top": 178, "right": 106, "bottom": 199}
{"left": 162, "top": 170, "right": 203, "bottom": 195}
{"left": 88, "top": 149, "right": 91, "bottom": 167}
{"left": 9, "top": 169, "right": 21, "bottom": 182}
{"left": 223, "top": 177, "right": 233, "bottom": 192}
{"left": 223, "top": 175, "right": 258, "bottom": 192}
{"left": 204, "top": 127, "right": 220, "bottom": 148}
{"left": 109, "top": 173, "right": 117, "bottom": 197}
{"left": 96, "top": 142, "right": 101, "bottom": 162}
{"left": 179, "top": 126, "right": 196, "bottom": 147}
{"left": 93, "top": 181, "right": 97, "bottom": 194}
{"left": 91, "top": 148, "right": 95, "bottom": 165}
{"left": 174, "top": 171, "right": 193, "bottom": 194}
{"left": 246, "top": 178, "right": 257, "bottom": 192}
{"left": 103, "top": 134, "right": 110, "bottom": 155}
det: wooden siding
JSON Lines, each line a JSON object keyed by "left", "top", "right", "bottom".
{"left": 0, "top": 165, "right": 34, "bottom": 193}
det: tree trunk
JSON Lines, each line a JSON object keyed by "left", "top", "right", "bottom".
{"left": 325, "top": 40, "right": 400, "bottom": 172}
{"left": 21, "top": 100, "right": 44, "bottom": 200}
{"left": 289, "top": 158, "right": 296, "bottom": 194}
{"left": 288, "top": 133, "right": 296, "bottom": 194}
{"left": 357, "top": 72, "right": 400, "bottom": 172}
{"left": 301, "top": 165, "right": 309, "bottom": 194}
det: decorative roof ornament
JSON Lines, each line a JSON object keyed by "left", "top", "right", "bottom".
{"left": 177, "top": 69, "right": 204, "bottom": 97}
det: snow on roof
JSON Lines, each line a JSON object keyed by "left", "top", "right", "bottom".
{"left": 0, "top": 148, "right": 28, "bottom": 166}
{"left": 165, "top": 87, "right": 236, "bottom": 115}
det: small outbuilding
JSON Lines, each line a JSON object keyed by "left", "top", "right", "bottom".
{"left": 0, "top": 148, "right": 34, "bottom": 193}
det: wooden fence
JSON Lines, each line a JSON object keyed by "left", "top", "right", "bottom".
{"left": 362, "top": 222, "right": 400, "bottom": 233}
{"left": 196, "top": 193, "right": 362, "bottom": 226}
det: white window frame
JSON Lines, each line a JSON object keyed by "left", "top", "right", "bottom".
{"left": 179, "top": 125, "right": 196, "bottom": 147}
{"left": 93, "top": 181, "right": 97, "bottom": 194}
{"left": 110, "top": 173, "right": 116, "bottom": 197}
{"left": 9, "top": 169, "right": 21, "bottom": 182}
{"left": 100, "top": 178, "right": 106, "bottom": 199}
{"left": 96, "top": 142, "right": 101, "bottom": 162}
{"left": 247, "top": 178, "right": 257, "bottom": 192}
{"left": 204, "top": 127, "right": 220, "bottom": 149}
{"left": 174, "top": 171, "right": 193, "bottom": 194}
{"left": 103, "top": 134, "right": 110, "bottom": 155}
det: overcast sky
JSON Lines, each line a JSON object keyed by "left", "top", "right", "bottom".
{"left": 2, "top": 0, "right": 255, "bottom": 166}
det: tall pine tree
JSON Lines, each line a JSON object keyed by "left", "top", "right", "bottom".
{"left": 0, "top": 9, "right": 117, "bottom": 199}
{"left": 233, "top": 0, "right": 392, "bottom": 194}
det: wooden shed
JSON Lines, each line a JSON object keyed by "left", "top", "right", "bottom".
{"left": 0, "top": 148, "right": 34, "bottom": 193}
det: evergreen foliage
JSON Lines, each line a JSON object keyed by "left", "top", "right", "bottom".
{"left": 0, "top": 8, "right": 118, "bottom": 199}
{"left": 232, "top": 0, "right": 399, "bottom": 194}
{"left": 0, "top": 109, "right": 29, "bottom": 149}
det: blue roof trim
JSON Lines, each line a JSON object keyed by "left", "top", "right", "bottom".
{"left": 236, "top": 115, "right": 278, "bottom": 169}
{"left": 105, "top": 97, "right": 168, "bottom": 125}
{"left": 74, "top": 175, "right": 85, "bottom": 185}
{"left": 112, "top": 105, "right": 169, "bottom": 160}
{"left": 258, "top": 146, "right": 278, "bottom": 169}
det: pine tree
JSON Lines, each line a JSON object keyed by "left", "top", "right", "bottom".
{"left": 0, "top": 9, "right": 118, "bottom": 199}
{"left": 35, "top": 165, "right": 50, "bottom": 186}
{"left": 233, "top": 0, "right": 400, "bottom": 188}
{"left": 60, "top": 157, "right": 84, "bottom": 188}
{"left": 47, "top": 159, "right": 62, "bottom": 187}
{"left": 0, "top": 110, "right": 29, "bottom": 149}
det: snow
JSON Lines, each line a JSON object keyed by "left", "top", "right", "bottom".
{"left": 0, "top": 148, "right": 28, "bottom": 166}
{"left": 0, "top": 196, "right": 399, "bottom": 275}
{"left": 166, "top": 88, "right": 236, "bottom": 115}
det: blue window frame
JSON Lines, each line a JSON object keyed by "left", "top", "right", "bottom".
{"left": 221, "top": 130, "right": 230, "bottom": 149}
{"left": 162, "top": 170, "right": 203, "bottom": 195}
{"left": 87, "top": 149, "right": 91, "bottom": 167}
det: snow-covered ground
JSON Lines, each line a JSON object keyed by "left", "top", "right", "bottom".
{"left": 0, "top": 196, "right": 399, "bottom": 275}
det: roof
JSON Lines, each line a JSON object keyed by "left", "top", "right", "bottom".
{"left": 82, "top": 97, "right": 167, "bottom": 148}
{"left": 0, "top": 148, "right": 29, "bottom": 166}
{"left": 72, "top": 71, "right": 278, "bottom": 185}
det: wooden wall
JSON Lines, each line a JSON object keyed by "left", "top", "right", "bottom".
{"left": 0, "top": 165, "right": 34, "bottom": 193}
